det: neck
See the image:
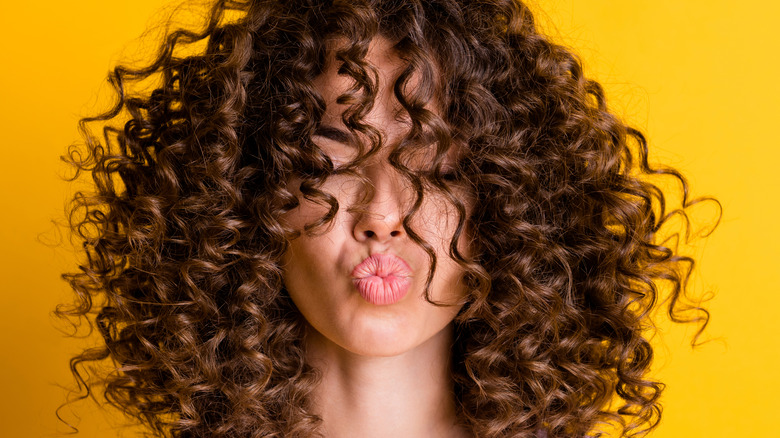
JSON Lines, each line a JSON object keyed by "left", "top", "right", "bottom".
{"left": 305, "top": 323, "right": 469, "bottom": 438}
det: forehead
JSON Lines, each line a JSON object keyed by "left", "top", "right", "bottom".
{"left": 313, "top": 36, "right": 440, "bottom": 127}
{"left": 309, "top": 35, "right": 465, "bottom": 165}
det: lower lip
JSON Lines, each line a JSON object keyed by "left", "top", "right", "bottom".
{"left": 352, "top": 275, "right": 411, "bottom": 305}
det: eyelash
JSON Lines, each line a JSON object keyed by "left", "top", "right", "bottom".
{"left": 313, "top": 134, "right": 460, "bottom": 181}
{"left": 440, "top": 168, "right": 459, "bottom": 182}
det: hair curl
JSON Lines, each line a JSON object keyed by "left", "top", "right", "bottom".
{"left": 58, "top": 0, "right": 719, "bottom": 436}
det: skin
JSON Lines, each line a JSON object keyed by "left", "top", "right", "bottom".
{"left": 280, "top": 37, "right": 473, "bottom": 437}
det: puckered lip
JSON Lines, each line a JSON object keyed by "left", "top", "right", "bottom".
{"left": 350, "top": 253, "right": 412, "bottom": 279}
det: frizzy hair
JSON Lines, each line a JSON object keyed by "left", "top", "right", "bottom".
{"left": 57, "top": 0, "right": 719, "bottom": 437}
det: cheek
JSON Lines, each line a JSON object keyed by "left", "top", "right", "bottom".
{"left": 416, "top": 191, "right": 473, "bottom": 257}
{"left": 281, "top": 182, "right": 335, "bottom": 234}
{"left": 279, "top": 185, "right": 354, "bottom": 297}
{"left": 280, "top": 233, "right": 346, "bottom": 323}
{"left": 411, "top": 194, "right": 474, "bottom": 305}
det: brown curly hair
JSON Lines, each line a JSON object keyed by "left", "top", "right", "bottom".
{"left": 58, "top": 0, "right": 719, "bottom": 436}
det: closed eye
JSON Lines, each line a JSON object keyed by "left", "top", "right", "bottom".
{"left": 315, "top": 126, "right": 442, "bottom": 147}
{"left": 313, "top": 126, "right": 351, "bottom": 143}
{"left": 312, "top": 125, "right": 357, "bottom": 167}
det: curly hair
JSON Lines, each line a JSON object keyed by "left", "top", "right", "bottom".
{"left": 58, "top": 0, "right": 719, "bottom": 436}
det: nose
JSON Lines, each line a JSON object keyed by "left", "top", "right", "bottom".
{"left": 352, "top": 161, "right": 407, "bottom": 244}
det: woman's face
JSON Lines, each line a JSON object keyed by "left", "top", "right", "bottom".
{"left": 281, "top": 37, "right": 471, "bottom": 357}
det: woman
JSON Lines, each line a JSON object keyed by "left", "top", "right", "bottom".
{"left": 59, "top": 0, "right": 717, "bottom": 436}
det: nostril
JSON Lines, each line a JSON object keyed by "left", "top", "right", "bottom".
{"left": 361, "top": 230, "right": 402, "bottom": 239}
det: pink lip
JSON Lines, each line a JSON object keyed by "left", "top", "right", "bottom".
{"left": 351, "top": 253, "right": 412, "bottom": 305}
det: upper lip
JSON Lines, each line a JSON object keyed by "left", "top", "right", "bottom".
{"left": 351, "top": 253, "right": 412, "bottom": 279}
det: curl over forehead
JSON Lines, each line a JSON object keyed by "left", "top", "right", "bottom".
{"left": 241, "top": 0, "right": 537, "bottom": 137}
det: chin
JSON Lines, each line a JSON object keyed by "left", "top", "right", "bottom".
{"left": 336, "top": 319, "right": 421, "bottom": 357}
{"left": 310, "top": 312, "right": 454, "bottom": 359}
{"left": 342, "top": 333, "right": 421, "bottom": 357}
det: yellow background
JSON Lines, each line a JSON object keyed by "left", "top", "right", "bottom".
{"left": 1, "top": 1, "right": 778, "bottom": 436}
